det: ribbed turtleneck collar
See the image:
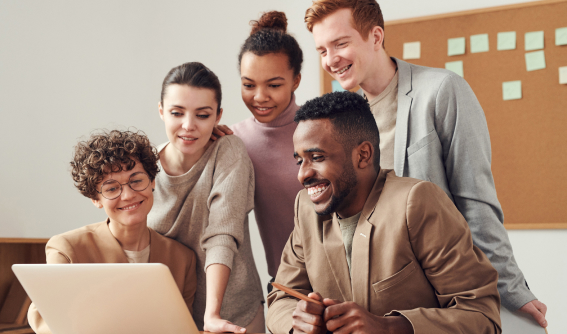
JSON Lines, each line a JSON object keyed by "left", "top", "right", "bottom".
{"left": 253, "top": 94, "right": 299, "bottom": 128}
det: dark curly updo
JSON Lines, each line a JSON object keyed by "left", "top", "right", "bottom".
{"left": 70, "top": 130, "right": 159, "bottom": 199}
{"left": 238, "top": 11, "right": 303, "bottom": 77}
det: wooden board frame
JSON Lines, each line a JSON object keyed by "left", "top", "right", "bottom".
{"left": 320, "top": 0, "right": 567, "bottom": 229}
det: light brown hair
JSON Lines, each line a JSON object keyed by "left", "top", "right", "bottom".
{"left": 305, "top": 0, "right": 384, "bottom": 42}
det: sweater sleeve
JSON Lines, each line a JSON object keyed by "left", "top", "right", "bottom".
{"left": 200, "top": 136, "right": 255, "bottom": 271}
{"left": 28, "top": 236, "right": 73, "bottom": 334}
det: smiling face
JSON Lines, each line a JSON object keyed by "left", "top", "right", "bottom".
{"left": 159, "top": 84, "right": 222, "bottom": 159}
{"left": 240, "top": 52, "right": 301, "bottom": 123}
{"left": 312, "top": 8, "right": 379, "bottom": 91}
{"left": 293, "top": 118, "right": 358, "bottom": 216}
{"left": 91, "top": 161, "right": 155, "bottom": 228}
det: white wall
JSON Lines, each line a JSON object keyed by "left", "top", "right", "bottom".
{"left": 1, "top": 0, "right": 563, "bottom": 332}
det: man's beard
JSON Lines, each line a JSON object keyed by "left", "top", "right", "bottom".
{"left": 316, "top": 161, "right": 358, "bottom": 216}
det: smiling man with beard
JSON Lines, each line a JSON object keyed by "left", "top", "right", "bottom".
{"left": 266, "top": 92, "right": 501, "bottom": 334}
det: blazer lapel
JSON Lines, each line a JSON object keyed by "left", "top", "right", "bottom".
{"left": 393, "top": 58, "right": 413, "bottom": 177}
{"left": 148, "top": 228, "right": 162, "bottom": 263}
{"left": 350, "top": 219, "right": 373, "bottom": 309}
{"left": 322, "top": 217, "right": 353, "bottom": 302}
{"left": 95, "top": 219, "right": 129, "bottom": 263}
{"left": 350, "top": 171, "right": 387, "bottom": 310}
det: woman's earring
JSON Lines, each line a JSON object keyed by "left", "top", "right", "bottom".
{"left": 152, "top": 188, "right": 155, "bottom": 192}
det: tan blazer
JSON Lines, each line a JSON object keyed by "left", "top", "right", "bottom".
{"left": 28, "top": 220, "right": 197, "bottom": 334}
{"left": 267, "top": 169, "right": 501, "bottom": 334}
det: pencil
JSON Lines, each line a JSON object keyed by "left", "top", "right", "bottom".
{"left": 271, "top": 282, "right": 325, "bottom": 307}
{"left": 545, "top": 327, "right": 548, "bottom": 334}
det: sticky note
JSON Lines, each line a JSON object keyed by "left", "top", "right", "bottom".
{"left": 525, "top": 50, "right": 546, "bottom": 71}
{"left": 556, "top": 27, "right": 567, "bottom": 46}
{"left": 560, "top": 67, "right": 567, "bottom": 84}
{"left": 445, "top": 61, "right": 464, "bottom": 77}
{"left": 403, "top": 41, "right": 421, "bottom": 60}
{"left": 332, "top": 80, "right": 346, "bottom": 92}
{"left": 448, "top": 37, "right": 466, "bottom": 56}
{"left": 470, "top": 34, "right": 489, "bottom": 53}
{"left": 497, "top": 31, "right": 516, "bottom": 50}
{"left": 502, "top": 81, "right": 522, "bottom": 101}
{"left": 525, "top": 31, "right": 544, "bottom": 51}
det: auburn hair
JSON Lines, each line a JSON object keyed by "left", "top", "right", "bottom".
{"left": 305, "top": 0, "right": 384, "bottom": 42}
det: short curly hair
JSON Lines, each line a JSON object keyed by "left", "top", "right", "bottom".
{"left": 294, "top": 91, "right": 380, "bottom": 169}
{"left": 70, "top": 130, "right": 160, "bottom": 200}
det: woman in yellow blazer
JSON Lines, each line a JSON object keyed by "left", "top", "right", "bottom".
{"left": 28, "top": 130, "right": 197, "bottom": 334}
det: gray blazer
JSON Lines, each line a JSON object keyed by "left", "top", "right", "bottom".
{"left": 392, "top": 58, "right": 535, "bottom": 310}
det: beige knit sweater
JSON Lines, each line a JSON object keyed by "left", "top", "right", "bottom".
{"left": 147, "top": 135, "right": 263, "bottom": 330}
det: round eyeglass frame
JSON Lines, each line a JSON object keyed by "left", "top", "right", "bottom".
{"left": 96, "top": 172, "right": 151, "bottom": 200}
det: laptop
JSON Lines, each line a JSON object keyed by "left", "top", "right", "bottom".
{"left": 12, "top": 263, "right": 199, "bottom": 334}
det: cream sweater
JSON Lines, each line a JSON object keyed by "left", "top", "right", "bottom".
{"left": 147, "top": 135, "right": 263, "bottom": 330}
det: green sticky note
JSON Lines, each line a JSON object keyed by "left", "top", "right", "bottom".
{"left": 556, "top": 27, "right": 567, "bottom": 46}
{"left": 448, "top": 37, "right": 465, "bottom": 56}
{"left": 502, "top": 81, "right": 522, "bottom": 101}
{"left": 445, "top": 61, "right": 464, "bottom": 77}
{"left": 525, "top": 31, "right": 544, "bottom": 51}
{"left": 525, "top": 50, "right": 546, "bottom": 71}
{"left": 470, "top": 34, "right": 489, "bottom": 53}
{"left": 332, "top": 80, "right": 346, "bottom": 92}
{"left": 497, "top": 31, "right": 516, "bottom": 50}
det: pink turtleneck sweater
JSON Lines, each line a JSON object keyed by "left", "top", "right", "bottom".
{"left": 231, "top": 95, "right": 303, "bottom": 277}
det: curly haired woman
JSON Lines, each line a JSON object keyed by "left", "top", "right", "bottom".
{"left": 27, "top": 130, "right": 197, "bottom": 334}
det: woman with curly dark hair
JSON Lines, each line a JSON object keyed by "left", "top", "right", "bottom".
{"left": 27, "top": 130, "right": 198, "bottom": 334}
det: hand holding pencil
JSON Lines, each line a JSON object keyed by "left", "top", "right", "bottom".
{"left": 271, "top": 282, "right": 327, "bottom": 334}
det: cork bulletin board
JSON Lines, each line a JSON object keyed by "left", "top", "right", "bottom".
{"left": 321, "top": 0, "right": 567, "bottom": 229}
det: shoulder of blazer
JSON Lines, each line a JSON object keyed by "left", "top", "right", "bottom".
{"left": 47, "top": 220, "right": 108, "bottom": 249}
{"left": 394, "top": 57, "right": 461, "bottom": 98}
{"left": 378, "top": 171, "right": 428, "bottom": 208}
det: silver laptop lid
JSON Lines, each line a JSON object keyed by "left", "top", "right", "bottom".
{"left": 13, "top": 263, "right": 199, "bottom": 334}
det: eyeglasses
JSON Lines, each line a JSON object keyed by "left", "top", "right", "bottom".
{"left": 97, "top": 172, "right": 151, "bottom": 200}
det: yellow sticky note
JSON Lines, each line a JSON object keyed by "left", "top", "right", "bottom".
{"left": 497, "top": 31, "right": 516, "bottom": 50}
{"left": 525, "top": 51, "right": 546, "bottom": 71}
{"left": 448, "top": 37, "right": 465, "bottom": 56}
{"left": 556, "top": 27, "right": 567, "bottom": 46}
{"left": 525, "top": 31, "right": 544, "bottom": 51}
{"left": 445, "top": 61, "right": 464, "bottom": 77}
{"left": 502, "top": 81, "right": 522, "bottom": 101}
{"left": 403, "top": 42, "right": 421, "bottom": 60}
{"left": 560, "top": 67, "right": 567, "bottom": 85}
{"left": 470, "top": 34, "right": 489, "bottom": 53}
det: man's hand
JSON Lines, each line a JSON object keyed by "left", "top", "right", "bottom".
{"left": 291, "top": 292, "right": 326, "bottom": 334}
{"left": 211, "top": 124, "right": 233, "bottom": 141}
{"left": 519, "top": 300, "right": 548, "bottom": 328}
{"left": 323, "top": 299, "right": 413, "bottom": 334}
